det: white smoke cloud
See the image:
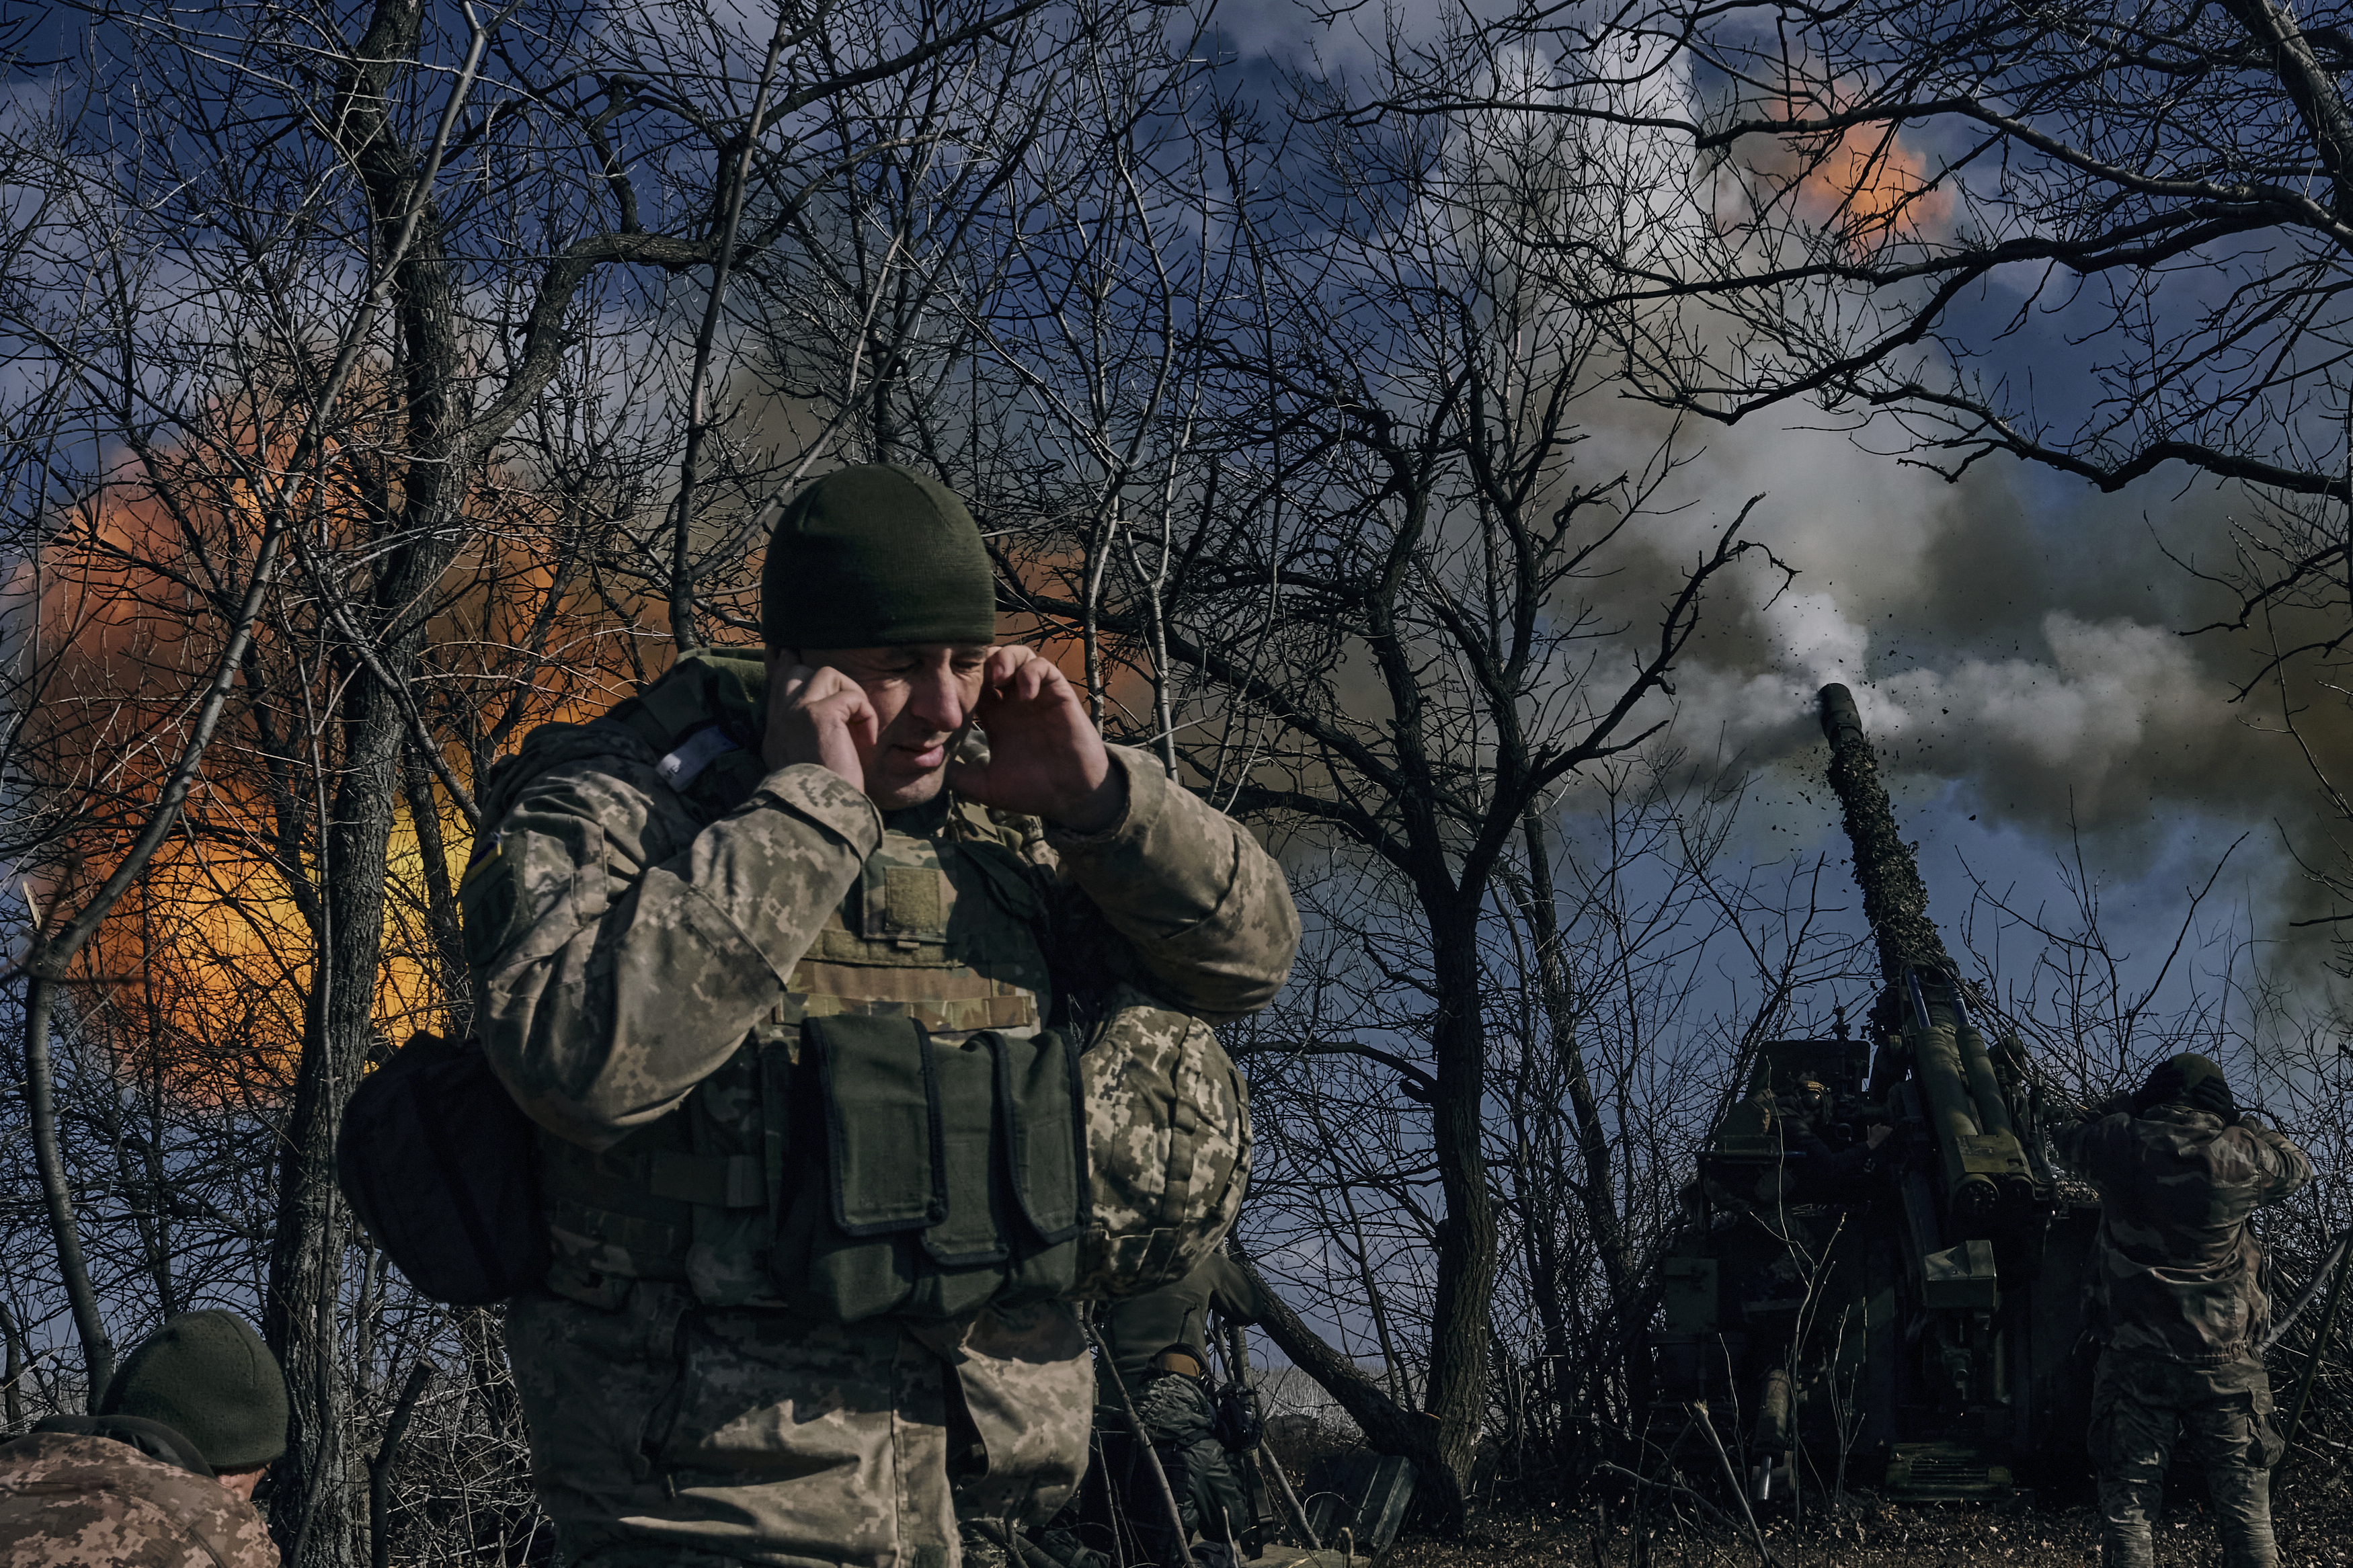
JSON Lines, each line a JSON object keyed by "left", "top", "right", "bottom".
{"left": 1697, "top": 601, "right": 2226, "bottom": 800}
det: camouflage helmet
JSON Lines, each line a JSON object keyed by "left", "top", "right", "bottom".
{"left": 1073, "top": 985, "right": 1252, "bottom": 1299}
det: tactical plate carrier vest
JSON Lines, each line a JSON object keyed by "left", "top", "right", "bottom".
{"left": 467, "top": 649, "right": 1252, "bottom": 1321}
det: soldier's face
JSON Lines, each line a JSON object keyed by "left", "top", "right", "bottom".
{"left": 799, "top": 642, "right": 992, "bottom": 808}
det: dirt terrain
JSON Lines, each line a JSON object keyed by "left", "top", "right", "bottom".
{"left": 1376, "top": 1491, "right": 2353, "bottom": 1567}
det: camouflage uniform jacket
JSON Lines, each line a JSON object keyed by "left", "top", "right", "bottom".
{"left": 1129, "top": 1370, "right": 1250, "bottom": 1551}
{"left": 466, "top": 650, "right": 1299, "bottom": 1308}
{"left": 2056, "top": 1105, "right": 2314, "bottom": 1364}
{"left": 0, "top": 1430, "right": 276, "bottom": 1567}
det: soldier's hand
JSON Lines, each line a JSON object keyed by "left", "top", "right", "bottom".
{"left": 947, "top": 646, "right": 1123, "bottom": 831}
{"left": 764, "top": 661, "right": 877, "bottom": 789}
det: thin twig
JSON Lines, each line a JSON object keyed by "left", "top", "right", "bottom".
{"left": 1689, "top": 1402, "right": 1781, "bottom": 1568}
{"left": 1084, "top": 1318, "right": 1200, "bottom": 1568}
{"left": 669, "top": 1, "right": 795, "bottom": 651}
{"left": 368, "top": 1360, "right": 436, "bottom": 1568}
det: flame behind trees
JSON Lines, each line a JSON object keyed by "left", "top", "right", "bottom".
{"left": 10, "top": 376, "right": 671, "bottom": 1094}
{"left": 1765, "top": 98, "right": 1956, "bottom": 253}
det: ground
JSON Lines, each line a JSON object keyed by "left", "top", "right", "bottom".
{"left": 1375, "top": 1488, "right": 2353, "bottom": 1567}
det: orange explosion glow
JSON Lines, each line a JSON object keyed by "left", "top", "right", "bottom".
{"left": 996, "top": 541, "right": 1158, "bottom": 729}
{"left": 19, "top": 433, "right": 1168, "bottom": 1099}
{"left": 1744, "top": 84, "right": 1953, "bottom": 252}
{"left": 17, "top": 384, "right": 682, "bottom": 1096}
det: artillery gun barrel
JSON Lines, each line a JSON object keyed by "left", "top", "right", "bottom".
{"left": 1949, "top": 988, "right": 2018, "bottom": 1142}
{"left": 1819, "top": 684, "right": 1957, "bottom": 983}
{"left": 1825, "top": 686, "right": 2038, "bottom": 1225}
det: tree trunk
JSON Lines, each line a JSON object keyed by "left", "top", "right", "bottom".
{"left": 1419, "top": 905, "right": 1495, "bottom": 1527}
{"left": 402, "top": 744, "right": 469, "bottom": 1038}
{"left": 264, "top": 11, "right": 479, "bottom": 1554}
{"left": 1519, "top": 809, "right": 1646, "bottom": 1428}
{"left": 1, "top": 1298, "right": 28, "bottom": 1431}
{"left": 22, "top": 977, "right": 114, "bottom": 1409}
{"left": 1231, "top": 1248, "right": 1440, "bottom": 1471}
{"left": 265, "top": 679, "right": 405, "bottom": 1567}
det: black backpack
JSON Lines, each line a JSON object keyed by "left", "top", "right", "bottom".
{"left": 336, "top": 1031, "right": 548, "bottom": 1306}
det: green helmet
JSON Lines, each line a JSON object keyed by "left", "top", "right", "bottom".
{"left": 99, "top": 1310, "right": 288, "bottom": 1471}
{"left": 2134, "top": 1053, "right": 2234, "bottom": 1118}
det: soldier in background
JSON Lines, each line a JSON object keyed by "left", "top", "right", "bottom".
{"left": 0, "top": 1309, "right": 287, "bottom": 1566}
{"left": 1072, "top": 1253, "right": 1269, "bottom": 1568}
{"left": 1776, "top": 1078, "right": 1894, "bottom": 1196}
{"left": 2057, "top": 1053, "right": 2311, "bottom": 1568}
{"left": 465, "top": 464, "right": 1297, "bottom": 1567}
{"left": 1119, "top": 1344, "right": 1252, "bottom": 1568}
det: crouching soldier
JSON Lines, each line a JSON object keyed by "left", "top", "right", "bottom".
{"left": 1123, "top": 1343, "right": 1255, "bottom": 1568}
{"left": 1060, "top": 1253, "right": 1268, "bottom": 1568}
{"left": 2057, "top": 1053, "right": 2311, "bottom": 1568}
{"left": 0, "top": 1310, "right": 287, "bottom": 1567}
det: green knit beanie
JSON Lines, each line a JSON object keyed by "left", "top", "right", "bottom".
{"left": 760, "top": 464, "right": 997, "bottom": 649}
{"left": 99, "top": 1310, "right": 288, "bottom": 1470}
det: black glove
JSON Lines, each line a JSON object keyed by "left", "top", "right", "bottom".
{"left": 2188, "top": 1074, "right": 2237, "bottom": 1119}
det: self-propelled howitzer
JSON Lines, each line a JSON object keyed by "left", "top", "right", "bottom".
{"left": 1648, "top": 686, "right": 2098, "bottom": 1504}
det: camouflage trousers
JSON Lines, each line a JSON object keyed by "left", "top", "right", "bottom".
{"left": 2088, "top": 1349, "right": 2284, "bottom": 1568}
{"left": 508, "top": 1282, "right": 1092, "bottom": 1568}
{"left": 1066, "top": 1376, "right": 1248, "bottom": 1568}
{"left": 1132, "top": 1374, "right": 1248, "bottom": 1549}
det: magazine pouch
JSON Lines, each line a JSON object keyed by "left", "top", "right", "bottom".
{"left": 771, "top": 1014, "right": 1084, "bottom": 1321}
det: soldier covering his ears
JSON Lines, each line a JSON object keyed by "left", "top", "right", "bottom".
{"left": 461, "top": 464, "right": 1299, "bottom": 1567}
{"left": 2056, "top": 1053, "right": 2311, "bottom": 1568}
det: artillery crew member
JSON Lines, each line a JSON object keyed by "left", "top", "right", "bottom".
{"left": 463, "top": 464, "right": 1298, "bottom": 1567}
{"left": 2057, "top": 1053, "right": 2311, "bottom": 1568}
{"left": 0, "top": 1310, "right": 287, "bottom": 1567}
{"left": 1082, "top": 1253, "right": 1269, "bottom": 1567}
{"left": 1776, "top": 1078, "right": 1892, "bottom": 1193}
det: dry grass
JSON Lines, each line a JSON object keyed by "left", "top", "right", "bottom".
{"left": 1378, "top": 1488, "right": 2353, "bottom": 1567}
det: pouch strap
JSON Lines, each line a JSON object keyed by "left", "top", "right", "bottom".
{"left": 648, "top": 1151, "right": 768, "bottom": 1209}
{"left": 541, "top": 1139, "right": 764, "bottom": 1214}
{"left": 539, "top": 1136, "right": 689, "bottom": 1227}
{"left": 998, "top": 1028, "right": 1086, "bottom": 1244}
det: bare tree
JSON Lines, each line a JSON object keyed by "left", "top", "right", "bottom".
{"left": 1, "top": 1, "right": 1159, "bottom": 1561}
{"left": 897, "top": 55, "right": 1804, "bottom": 1518}
{"left": 1312, "top": 0, "right": 2353, "bottom": 948}
{"left": 1337, "top": 0, "right": 2353, "bottom": 502}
